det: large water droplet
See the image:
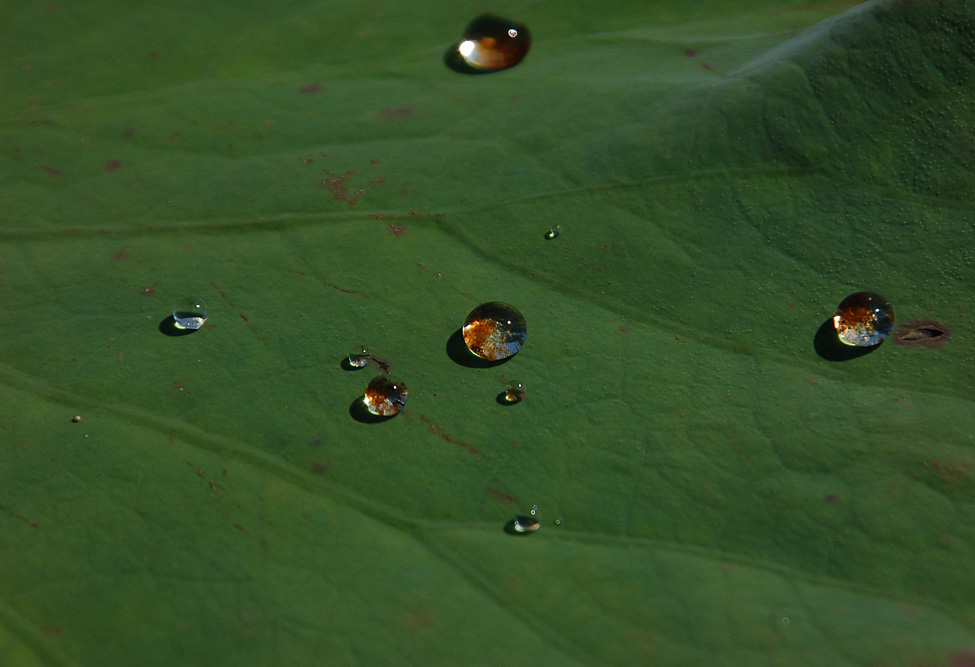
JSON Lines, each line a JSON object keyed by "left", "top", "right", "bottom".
{"left": 363, "top": 376, "right": 408, "bottom": 417}
{"left": 544, "top": 225, "right": 561, "bottom": 240}
{"left": 451, "top": 15, "right": 531, "bottom": 73}
{"left": 833, "top": 292, "right": 894, "bottom": 346}
{"left": 463, "top": 302, "right": 527, "bottom": 361}
{"left": 173, "top": 296, "right": 208, "bottom": 330}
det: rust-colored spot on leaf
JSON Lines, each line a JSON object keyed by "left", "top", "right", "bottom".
{"left": 389, "top": 223, "right": 406, "bottom": 236}
{"left": 893, "top": 320, "right": 950, "bottom": 348}
{"left": 299, "top": 82, "right": 321, "bottom": 94}
{"left": 322, "top": 170, "right": 355, "bottom": 202}
{"left": 379, "top": 104, "right": 415, "bottom": 119}
{"left": 40, "top": 165, "right": 63, "bottom": 178}
{"left": 488, "top": 488, "right": 517, "bottom": 504}
{"left": 104, "top": 159, "right": 122, "bottom": 171}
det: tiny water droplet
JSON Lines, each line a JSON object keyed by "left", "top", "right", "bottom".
{"left": 454, "top": 15, "right": 531, "bottom": 72}
{"left": 511, "top": 515, "right": 540, "bottom": 533}
{"left": 348, "top": 346, "right": 371, "bottom": 368}
{"left": 462, "top": 302, "right": 527, "bottom": 361}
{"left": 362, "top": 376, "right": 408, "bottom": 417}
{"left": 554, "top": 516, "right": 563, "bottom": 526}
{"left": 173, "top": 296, "right": 208, "bottom": 330}
{"left": 530, "top": 504, "right": 538, "bottom": 516}
{"left": 833, "top": 292, "right": 894, "bottom": 346}
{"left": 544, "top": 225, "right": 561, "bottom": 240}
{"left": 504, "top": 382, "right": 526, "bottom": 403}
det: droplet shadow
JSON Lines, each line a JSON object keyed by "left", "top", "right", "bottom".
{"left": 446, "top": 328, "right": 514, "bottom": 368}
{"left": 349, "top": 397, "right": 395, "bottom": 424}
{"left": 158, "top": 316, "right": 197, "bottom": 337}
{"left": 813, "top": 319, "right": 879, "bottom": 361}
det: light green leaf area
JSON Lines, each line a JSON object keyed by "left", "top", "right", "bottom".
{"left": 2, "top": 0, "right": 974, "bottom": 664}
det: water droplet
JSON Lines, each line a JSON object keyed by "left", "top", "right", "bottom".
{"left": 362, "top": 376, "right": 408, "bottom": 417}
{"left": 71, "top": 415, "right": 81, "bottom": 423}
{"left": 462, "top": 302, "right": 527, "bottom": 361}
{"left": 504, "top": 382, "right": 526, "bottom": 403}
{"left": 544, "top": 225, "right": 561, "bottom": 240}
{"left": 554, "top": 516, "right": 563, "bottom": 526}
{"left": 529, "top": 504, "right": 538, "bottom": 516}
{"left": 454, "top": 15, "right": 531, "bottom": 72}
{"left": 833, "top": 292, "right": 894, "bottom": 346}
{"left": 511, "top": 515, "right": 540, "bottom": 533}
{"left": 173, "top": 296, "right": 208, "bottom": 330}
{"left": 348, "top": 346, "right": 371, "bottom": 368}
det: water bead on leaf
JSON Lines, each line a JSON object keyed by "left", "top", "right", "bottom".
{"left": 348, "top": 346, "right": 371, "bottom": 368}
{"left": 172, "top": 296, "right": 208, "bottom": 330}
{"left": 833, "top": 292, "right": 894, "bottom": 347}
{"left": 455, "top": 15, "right": 531, "bottom": 72}
{"left": 462, "top": 302, "right": 527, "bottom": 361}
{"left": 504, "top": 382, "right": 526, "bottom": 403}
{"left": 362, "top": 376, "right": 408, "bottom": 417}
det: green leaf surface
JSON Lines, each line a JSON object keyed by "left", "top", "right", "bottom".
{"left": 2, "top": 0, "right": 975, "bottom": 664}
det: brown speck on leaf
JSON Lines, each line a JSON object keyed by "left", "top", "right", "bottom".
{"left": 389, "top": 223, "right": 406, "bottom": 236}
{"left": 113, "top": 250, "right": 129, "bottom": 260}
{"left": 311, "top": 461, "right": 330, "bottom": 475}
{"left": 40, "top": 165, "right": 63, "bottom": 178}
{"left": 684, "top": 49, "right": 697, "bottom": 58}
{"left": 122, "top": 128, "right": 135, "bottom": 137}
{"left": 299, "top": 82, "right": 322, "bottom": 94}
{"left": 104, "top": 159, "right": 122, "bottom": 171}
{"left": 141, "top": 283, "right": 157, "bottom": 295}
{"left": 893, "top": 320, "right": 950, "bottom": 348}
{"left": 379, "top": 104, "right": 415, "bottom": 119}
{"left": 370, "top": 213, "right": 385, "bottom": 220}
{"left": 322, "top": 170, "right": 355, "bottom": 202}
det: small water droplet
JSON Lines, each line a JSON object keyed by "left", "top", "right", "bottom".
{"left": 362, "top": 376, "right": 408, "bottom": 417}
{"left": 348, "top": 346, "right": 372, "bottom": 368}
{"left": 173, "top": 296, "right": 208, "bottom": 330}
{"left": 554, "top": 516, "right": 563, "bottom": 526}
{"left": 453, "top": 15, "right": 531, "bottom": 72}
{"left": 71, "top": 415, "right": 81, "bottom": 423}
{"left": 530, "top": 504, "right": 538, "bottom": 516}
{"left": 544, "top": 225, "right": 561, "bottom": 240}
{"left": 511, "top": 515, "right": 540, "bottom": 533}
{"left": 832, "top": 292, "right": 894, "bottom": 346}
{"left": 504, "top": 382, "right": 526, "bottom": 403}
{"left": 462, "top": 302, "right": 527, "bottom": 361}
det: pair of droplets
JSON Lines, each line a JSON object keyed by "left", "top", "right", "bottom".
{"left": 350, "top": 301, "right": 528, "bottom": 418}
